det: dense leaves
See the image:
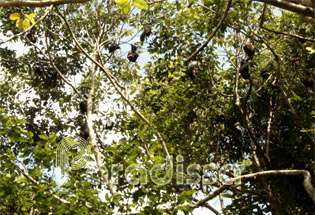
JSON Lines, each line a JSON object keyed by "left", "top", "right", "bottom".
{"left": 0, "top": 0, "right": 314, "bottom": 214}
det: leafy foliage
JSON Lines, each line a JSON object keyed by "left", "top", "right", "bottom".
{"left": 0, "top": 0, "right": 314, "bottom": 214}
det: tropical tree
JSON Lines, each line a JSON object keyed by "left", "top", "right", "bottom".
{"left": 0, "top": 0, "right": 314, "bottom": 214}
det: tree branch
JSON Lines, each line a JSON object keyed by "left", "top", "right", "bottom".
{"left": 234, "top": 59, "right": 271, "bottom": 168}
{"left": 0, "top": 4, "right": 54, "bottom": 45}
{"left": 291, "top": 0, "right": 315, "bottom": 8}
{"left": 86, "top": 50, "right": 120, "bottom": 200}
{"left": 55, "top": 6, "right": 173, "bottom": 171}
{"left": 43, "top": 36, "right": 85, "bottom": 100}
{"left": 184, "top": 0, "right": 232, "bottom": 63}
{"left": 8, "top": 157, "right": 69, "bottom": 204}
{"left": 278, "top": 85, "right": 315, "bottom": 147}
{"left": 255, "top": 0, "right": 315, "bottom": 18}
{"left": 195, "top": 170, "right": 315, "bottom": 206}
{"left": 0, "top": 0, "right": 89, "bottom": 7}
{"left": 259, "top": 4, "right": 315, "bottom": 43}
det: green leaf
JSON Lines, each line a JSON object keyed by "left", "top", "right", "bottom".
{"left": 22, "top": 19, "right": 30, "bottom": 30}
{"left": 122, "top": 1, "right": 131, "bottom": 14}
{"left": 132, "top": 0, "right": 148, "bottom": 9}
{"left": 25, "top": 14, "right": 35, "bottom": 19}
{"left": 18, "top": 137, "right": 28, "bottom": 143}
{"left": 29, "top": 18, "right": 35, "bottom": 24}
{"left": 16, "top": 19, "right": 23, "bottom": 28}
{"left": 1, "top": 114, "right": 9, "bottom": 120}
{"left": 45, "top": 142, "right": 50, "bottom": 151}
{"left": 306, "top": 47, "right": 315, "bottom": 54}
{"left": 48, "top": 133, "right": 57, "bottom": 142}
{"left": 6, "top": 119, "right": 13, "bottom": 127}
{"left": 9, "top": 136, "right": 15, "bottom": 142}
{"left": 38, "top": 134, "right": 48, "bottom": 140}
{"left": 14, "top": 128, "right": 21, "bottom": 134}
{"left": 114, "top": 0, "right": 128, "bottom": 5}
{"left": 9, "top": 13, "right": 20, "bottom": 20}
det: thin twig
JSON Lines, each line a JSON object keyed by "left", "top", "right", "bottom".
{"left": 278, "top": 85, "right": 315, "bottom": 147}
{"left": 184, "top": 0, "right": 232, "bottom": 63}
{"left": 0, "top": 5, "right": 54, "bottom": 45}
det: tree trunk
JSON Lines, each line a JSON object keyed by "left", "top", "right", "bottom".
{"left": 288, "top": 0, "right": 315, "bottom": 8}
{"left": 256, "top": 0, "right": 315, "bottom": 18}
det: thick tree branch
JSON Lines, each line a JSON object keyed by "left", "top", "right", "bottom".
{"left": 255, "top": 0, "right": 315, "bottom": 18}
{"left": 234, "top": 61, "right": 271, "bottom": 168}
{"left": 86, "top": 51, "right": 120, "bottom": 201}
{"left": 290, "top": 0, "right": 315, "bottom": 8}
{"left": 259, "top": 4, "right": 315, "bottom": 43}
{"left": 195, "top": 170, "right": 315, "bottom": 206}
{"left": 0, "top": 0, "right": 89, "bottom": 7}
{"left": 234, "top": 51, "right": 284, "bottom": 214}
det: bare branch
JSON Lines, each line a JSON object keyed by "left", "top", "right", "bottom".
{"left": 206, "top": 62, "right": 233, "bottom": 98}
{"left": 266, "top": 98, "right": 273, "bottom": 159}
{"left": 190, "top": 196, "right": 220, "bottom": 215}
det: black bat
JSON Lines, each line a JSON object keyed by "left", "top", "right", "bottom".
{"left": 79, "top": 101, "right": 87, "bottom": 113}
{"left": 238, "top": 59, "right": 250, "bottom": 79}
{"left": 186, "top": 61, "right": 198, "bottom": 80}
{"left": 127, "top": 45, "right": 139, "bottom": 62}
{"left": 244, "top": 38, "right": 255, "bottom": 58}
{"left": 140, "top": 27, "right": 152, "bottom": 42}
{"left": 290, "top": 49, "right": 300, "bottom": 63}
{"left": 109, "top": 43, "right": 120, "bottom": 53}
{"left": 260, "top": 70, "right": 270, "bottom": 80}
{"left": 303, "top": 70, "right": 314, "bottom": 88}
{"left": 105, "top": 119, "right": 114, "bottom": 130}
{"left": 79, "top": 125, "right": 89, "bottom": 139}
{"left": 26, "top": 28, "right": 37, "bottom": 43}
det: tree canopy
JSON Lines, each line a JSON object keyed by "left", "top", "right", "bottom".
{"left": 0, "top": 0, "right": 314, "bottom": 214}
